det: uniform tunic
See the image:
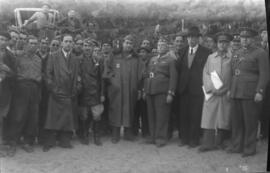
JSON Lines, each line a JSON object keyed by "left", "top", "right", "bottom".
{"left": 229, "top": 45, "right": 269, "bottom": 154}
{"left": 201, "top": 51, "right": 232, "bottom": 130}
{"left": 144, "top": 52, "right": 177, "bottom": 143}
{"left": 104, "top": 52, "right": 140, "bottom": 127}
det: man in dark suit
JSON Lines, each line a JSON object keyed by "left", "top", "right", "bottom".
{"left": 227, "top": 27, "right": 269, "bottom": 157}
{"left": 176, "top": 26, "right": 211, "bottom": 148}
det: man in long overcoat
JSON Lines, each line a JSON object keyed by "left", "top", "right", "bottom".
{"left": 43, "top": 34, "right": 81, "bottom": 151}
{"left": 199, "top": 32, "right": 233, "bottom": 152}
{"left": 176, "top": 26, "right": 211, "bottom": 148}
{"left": 103, "top": 35, "right": 140, "bottom": 143}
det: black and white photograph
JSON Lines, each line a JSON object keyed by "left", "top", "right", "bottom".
{"left": 0, "top": 0, "right": 269, "bottom": 172}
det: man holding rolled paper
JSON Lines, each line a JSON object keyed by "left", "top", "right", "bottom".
{"left": 200, "top": 32, "right": 233, "bottom": 152}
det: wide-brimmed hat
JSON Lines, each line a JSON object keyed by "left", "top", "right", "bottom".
{"left": 186, "top": 26, "right": 202, "bottom": 37}
{"left": 239, "top": 27, "right": 258, "bottom": 38}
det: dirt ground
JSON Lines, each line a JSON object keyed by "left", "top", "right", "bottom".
{"left": 0, "top": 133, "right": 268, "bottom": 173}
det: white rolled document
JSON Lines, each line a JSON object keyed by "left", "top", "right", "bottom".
{"left": 210, "top": 71, "right": 223, "bottom": 90}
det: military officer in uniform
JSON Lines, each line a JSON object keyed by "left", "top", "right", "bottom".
{"left": 227, "top": 27, "right": 270, "bottom": 157}
{"left": 144, "top": 37, "right": 178, "bottom": 147}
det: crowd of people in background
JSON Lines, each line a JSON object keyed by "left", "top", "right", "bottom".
{"left": 0, "top": 3, "right": 269, "bottom": 159}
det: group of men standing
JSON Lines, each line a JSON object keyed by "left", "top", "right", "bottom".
{"left": 0, "top": 23, "right": 269, "bottom": 158}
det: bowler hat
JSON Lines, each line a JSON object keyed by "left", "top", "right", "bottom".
{"left": 186, "top": 26, "right": 202, "bottom": 37}
{"left": 239, "top": 27, "right": 258, "bottom": 38}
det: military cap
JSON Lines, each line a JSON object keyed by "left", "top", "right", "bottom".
{"left": 215, "top": 32, "right": 233, "bottom": 42}
{"left": 239, "top": 27, "right": 258, "bottom": 38}
{"left": 186, "top": 26, "right": 202, "bottom": 37}
{"left": 124, "top": 34, "right": 135, "bottom": 42}
{"left": 0, "top": 31, "right": 11, "bottom": 40}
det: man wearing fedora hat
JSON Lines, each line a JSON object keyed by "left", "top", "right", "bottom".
{"left": 176, "top": 26, "right": 211, "bottom": 148}
{"left": 228, "top": 27, "right": 269, "bottom": 157}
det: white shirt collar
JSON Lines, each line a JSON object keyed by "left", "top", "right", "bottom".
{"left": 62, "top": 49, "right": 70, "bottom": 58}
{"left": 189, "top": 44, "right": 199, "bottom": 54}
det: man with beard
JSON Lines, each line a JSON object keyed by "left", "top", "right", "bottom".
{"left": 176, "top": 26, "right": 211, "bottom": 148}
{"left": 77, "top": 39, "right": 104, "bottom": 146}
{"left": 43, "top": 34, "right": 81, "bottom": 151}
{"left": 7, "top": 35, "right": 41, "bottom": 156}
{"left": 104, "top": 34, "right": 141, "bottom": 143}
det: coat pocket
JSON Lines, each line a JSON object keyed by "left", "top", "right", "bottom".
{"left": 244, "top": 81, "right": 257, "bottom": 98}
